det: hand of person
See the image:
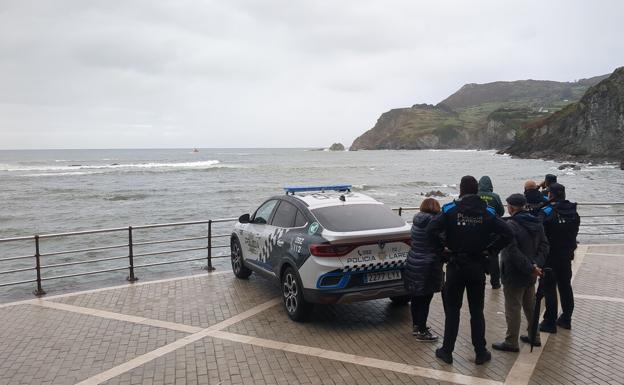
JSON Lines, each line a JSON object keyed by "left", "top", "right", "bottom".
{"left": 531, "top": 265, "right": 543, "bottom": 278}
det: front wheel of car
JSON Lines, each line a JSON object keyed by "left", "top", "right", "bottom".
{"left": 281, "top": 266, "right": 312, "bottom": 322}
{"left": 231, "top": 237, "right": 252, "bottom": 279}
{"left": 389, "top": 295, "right": 410, "bottom": 305}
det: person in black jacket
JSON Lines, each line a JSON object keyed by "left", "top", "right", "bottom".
{"left": 538, "top": 183, "right": 580, "bottom": 332}
{"left": 492, "top": 194, "right": 549, "bottom": 352}
{"left": 524, "top": 180, "right": 548, "bottom": 216}
{"left": 403, "top": 198, "right": 444, "bottom": 342}
{"left": 426, "top": 175, "right": 513, "bottom": 365}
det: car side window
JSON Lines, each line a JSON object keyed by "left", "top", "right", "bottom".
{"left": 253, "top": 200, "right": 278, "bottom": 224}
{"left": 271, "top": 201, "right": 299, "bottom": 228}
{"left": 294, "top": 210, "right": 307, "bottom": 227}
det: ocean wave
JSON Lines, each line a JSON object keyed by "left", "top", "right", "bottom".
{"left": 2, "top": 160, "right": 223, "bottom": 173}
{"left": 104, "top": 193, "right": 149, "bottom": 201}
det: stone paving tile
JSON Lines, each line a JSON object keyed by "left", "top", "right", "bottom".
{"left": 528, "top": 298, "right": 624, "bottom": 385}
{"left": 102, "top": 337, "right": 454, "bottom": 385}
{"left": 52, "top": 273, "right": 281, "bottom": 328}
{"left": 0, "top": 304, "right": 187, "bottom": 385}
{"left": 226, "top": 289, "right": 516, "bottom": 382}
{"left": 573, "top": 252, "right": 624, "bottom": 299}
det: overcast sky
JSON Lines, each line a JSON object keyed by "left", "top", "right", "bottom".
{"left": 0, "top": 0, "right": 623, "bottom": 149}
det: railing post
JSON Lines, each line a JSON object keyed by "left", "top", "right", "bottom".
{"left": 127, "top": 226, "right": 138, "bottom": 282}
{"left": 398, "top": 207, "right": 403, "bottom": 216}
{"left": 204, "top": 220, "right": 216, "bottom": 271}
{"left": 33, "top": 235, "right": 46, "bottom": 296}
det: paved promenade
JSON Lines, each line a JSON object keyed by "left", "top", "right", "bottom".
{"left": 1, "top": 244, "right": 623, "bottom": 385}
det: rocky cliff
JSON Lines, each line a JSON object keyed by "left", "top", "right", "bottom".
{"left": 505, "top": 67, "right": 624, "bottom": 162}
{"left": 351, "top": 75, "right": 608, "bottom": 151}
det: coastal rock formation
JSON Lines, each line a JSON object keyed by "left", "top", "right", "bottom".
{"left": 350, "top": 75, "right": 608, "bottom": 151}
{"left": 328, "top": 143, "right": 345, "bottom": 151}
{"left": 505, "top": 67, "right": 624, "bottom": 162}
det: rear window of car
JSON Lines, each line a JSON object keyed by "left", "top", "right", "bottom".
{"left": 311, "top": 204, "right": 406, "bottom": 232}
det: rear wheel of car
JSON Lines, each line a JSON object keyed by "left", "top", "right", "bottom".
{"left": 389, "top": 295, "right": 410, "bottom": 305}
{"left": 231, "top": 237, "right": 252, "bottom": 279}
{"left": 282, "top": 266, "right": 312, "bottom": 322}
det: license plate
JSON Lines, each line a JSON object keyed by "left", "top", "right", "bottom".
{"left": 364, "top": 270, "right": 401, "bottom": 283}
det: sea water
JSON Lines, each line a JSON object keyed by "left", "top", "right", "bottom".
{"left": 1, "top": 148, "right": 622, "bottom": 301}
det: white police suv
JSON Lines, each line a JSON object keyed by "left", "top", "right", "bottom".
{"left": 230, "top": 185, "right": 412, "bottom": 321}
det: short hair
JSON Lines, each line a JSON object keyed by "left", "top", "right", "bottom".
{"left": 545, "top": 174, "right": 557, "bottom": 186}
{"left": 420, "top": 198, "right": 441, "bottom": 215}
{"left": 524, "top": 180, "right": 537, "bottom": 191}
{"left": 459, "top": 175, "right": 479, "bottom": 196}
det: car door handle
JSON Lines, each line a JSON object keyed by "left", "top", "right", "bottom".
{"left": 276, "top": 240, "right": 284, "bottom": 247}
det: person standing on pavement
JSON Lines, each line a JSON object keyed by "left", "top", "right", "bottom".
{"left": 524, "top": 180, "right": 548, "bottom": 216}
{"left": 492, "top": 194, "right": 549, "bottom": 353}
{"left": 427, "top": 175, "right": 512, "bottom": 365}
{"left": 539, "top": 183, "right": 580, "bottom": 332}
{"left": 403, "top": 198, "right": 444, "bottom": 342}
{"left": 478, "top": 176, "right": 505, "bottom": 289}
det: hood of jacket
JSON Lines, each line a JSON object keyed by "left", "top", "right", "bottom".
{"left": 456, "top": 194, "right": 488, "bottom": 213}
{"left": 412, "top": 211, "right": 434, "bottom": 229}
{"left": 478, "top": 176, "right": 493, "bottom": 193}
{"left": 510, "top": 210, "right": 542, "bottom": 235}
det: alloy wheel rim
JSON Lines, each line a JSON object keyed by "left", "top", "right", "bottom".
{"left": 283, "top": 273, "right": 298, "bottom": 314}
{"left": 231, "top": 242, "right": 241, "bottom": 273}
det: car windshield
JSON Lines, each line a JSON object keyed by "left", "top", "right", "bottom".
{"left": 311, "top": 204, "right": 406, "bottom": 232}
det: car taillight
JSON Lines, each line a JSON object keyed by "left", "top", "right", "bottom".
{"left": 309, "top": 244, "right": 356, "bottom": 257}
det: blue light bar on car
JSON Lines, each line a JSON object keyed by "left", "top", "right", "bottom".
{"left": 284, "top": 184, "right": 352, "bottom": 194}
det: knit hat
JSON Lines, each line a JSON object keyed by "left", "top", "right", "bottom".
{"left": 459, "top": 175, "right": 479, "bottom": 196}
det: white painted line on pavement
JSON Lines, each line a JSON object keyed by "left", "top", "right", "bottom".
{"left": 503, "top": 244, "right": 588, "bottom": 385}
{"left": 0, "top": 270, "right": 230, "bottom": 309}
{"left": 209, "top": 330, "right": 504, "bottom": 385}
{"left": 75, "top": 298, "right": 280, "bottom": 385}
{"left": 575, "top": 294, "right": 624, "bottom": 303}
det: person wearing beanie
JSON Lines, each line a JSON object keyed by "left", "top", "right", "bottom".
{"left": 477, "top": 176, "right": 505, "bottom": 289}
{"left": 426, "top": 175, "right": 512, "bottom": 365}
{"left": 492, "top": 194, "right": 549, "bottom": 353}
{"left": 538, "top": 183, "right": 580, "bottom": 332}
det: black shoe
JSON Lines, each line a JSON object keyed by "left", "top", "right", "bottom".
{"left": 475, "top": 350, "right": 492, "bottom": 365}
{"left": 556, "top": 317, "right": 571, "bottom": 330}
{"left": 491, "top": 283, "right": 501, "bottom": 289}
{"left": 435, "top": 348, "right": 453, "bottom": 364}
{"left": 520, "top": 335, "right": 541, "bottom": 347}
{"left": 539, "top": 322, "right": 557, "bottom": 334}
{"left": 492, "top": 342, "right": 519, "bottom": 352}
{"left": 414, "top": 327, "right": 439, "bottom": 342}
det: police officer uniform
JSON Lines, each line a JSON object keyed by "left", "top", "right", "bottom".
{"left": 427, "top": 188, "right": 512, "bottom": 364}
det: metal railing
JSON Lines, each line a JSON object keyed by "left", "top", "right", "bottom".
{"left": 0, "top": 202, "right": 623, "bottom": 297}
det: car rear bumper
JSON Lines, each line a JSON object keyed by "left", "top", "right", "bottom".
{"left": 303, "top": 281, "right": 407, "bottom": 304}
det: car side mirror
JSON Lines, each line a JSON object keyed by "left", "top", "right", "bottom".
{"left": 238, "top": 213, "right": 250, "bottom": 223}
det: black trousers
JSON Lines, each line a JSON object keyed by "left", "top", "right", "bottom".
{"left": 442, "top": 262, "right": 487, "bottom": 354}
{"left": 410, "top": 293, "right": 434, "bottom": 332}
{"left": 489, "top": 252, "right": 500, "bottom": 287}
{"left": 543, "top": 257, "right": 574, "bottom": 324}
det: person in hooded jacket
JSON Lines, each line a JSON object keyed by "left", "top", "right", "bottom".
{"left": 538, "top": 183, "right": 580, "bottom": 332}
{"left": 427, "top": 176, "right": 513, "bottom": 365}
{"left": 524, "top": 180, "right": 548, "bottom": 216}
{"left": 478, "top": 176, "right": 505, "bottom": 289}
{"left": 492, "top": 194, "right": 549, "bottom": 352}
{"left": 403, "top": 198, "right": 444, "bottom": 342}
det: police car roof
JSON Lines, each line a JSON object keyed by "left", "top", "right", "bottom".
{"left": 291, "top": 191, "right": 381, "bottom": 209}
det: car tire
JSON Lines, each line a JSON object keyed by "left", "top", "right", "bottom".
{"left": 389, "top": 295, "right": 410, "bottom": 305}
{"left": 281, "top": 266, "right": 313, "bottom": 322}
{"left": 231, "top": 237, "right": 252, "bottom": 279}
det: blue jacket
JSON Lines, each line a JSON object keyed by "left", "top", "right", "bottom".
{"left": 403, "top": 212, "right": 444, "bottom": 296}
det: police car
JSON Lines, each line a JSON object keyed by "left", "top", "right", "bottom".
{"left": 230, "top": 185, "right": 412, "bottom": 321}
